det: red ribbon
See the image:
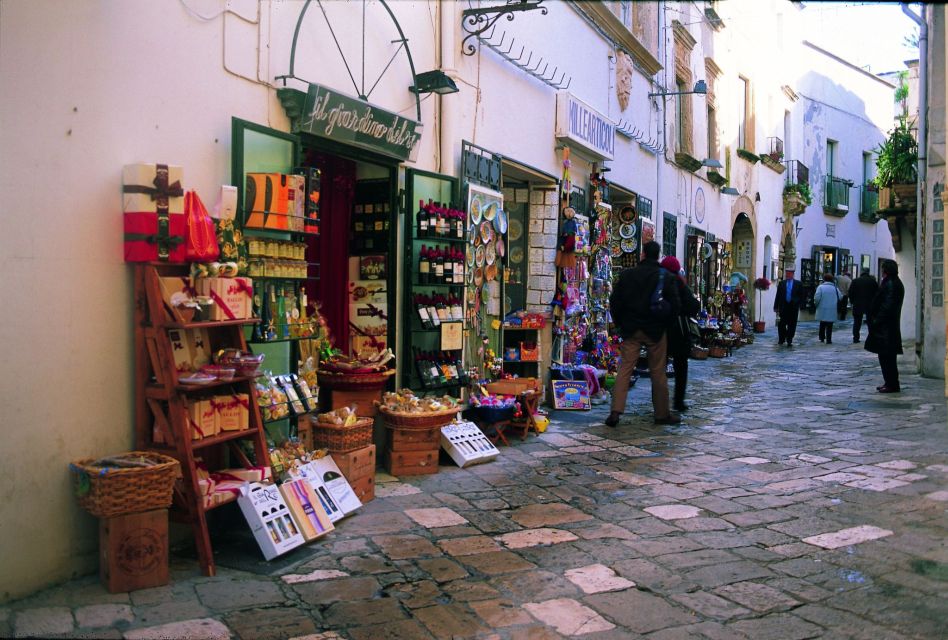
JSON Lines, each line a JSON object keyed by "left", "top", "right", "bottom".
{"left": 209, "top": 290, "right": 237, "bottom": 320}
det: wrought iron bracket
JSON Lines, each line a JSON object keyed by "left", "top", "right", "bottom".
{"left": 461, "top": 0, "right": 547, "bottom": 56}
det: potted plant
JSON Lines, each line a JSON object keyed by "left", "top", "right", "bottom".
{"left": 752, "top": 277, "right": 771, "bottom": 332}
{"left": 782, "top": 182, "right": 812, "bottom": 215}
{"left": 874, "top": 116, "right": 918, "bottom": 207}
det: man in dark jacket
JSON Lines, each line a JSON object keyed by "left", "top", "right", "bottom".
{"left": 865, "top": 259, "right": 904, "bottom": 392}
{"left": 848, "top": 267, "right": 879, "bottom": 343}
{"left": 773, "top": 267, "right": 804, "bottom": 346}
{"left": 606, "top": 241, "right": 681, "bottom": 426}
{"left": 660, "top": 256, "right": 701, "bottom": 412}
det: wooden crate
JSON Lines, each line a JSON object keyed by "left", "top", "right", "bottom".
{"left": 331, "top": 444, "right": 376, "bottom": 480}
{"left": 327, "top": 388, "right": 382, "bottom": 417}
{"left": 485, "top": 377, "right": 540, "bottom": 396}
{"left": 387, "top": 426, "right": 441, "bottom": 452}
{"left": 100, "top": 508, "right": 169, "bottom": 593}
{"left": 384, "top": 448, "right": 439, "bottom": 476}
{"left": 297, "top": 418, "right": 314, "bottom": 452}
{"left": 350, "top": 474, "right": 375, "bottom": 502}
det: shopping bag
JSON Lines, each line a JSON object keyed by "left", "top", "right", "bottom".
{"left": 185, "top": 190, "right": 220, "bottom": 262}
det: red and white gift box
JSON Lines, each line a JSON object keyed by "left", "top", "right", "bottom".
{"left": 188, "top": 399, "right": 219, "bottom": 440}
{"left": 195, "top": 277, "right": 253, "bottom": 320}
{"left": 122, "top": 163, "right": 186, "bottom": 262}
{"left": 215, "top": 393, "right": 249, "bottom": 431}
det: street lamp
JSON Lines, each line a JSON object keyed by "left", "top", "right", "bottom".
{"left": 409, "top": 70, "right": 459, "bottom": 95}
{"left": 721, "top": 187, "right": 740, "bottom": 196}
{"left": 648, "top": 80, "right": 707, "bottom": 98}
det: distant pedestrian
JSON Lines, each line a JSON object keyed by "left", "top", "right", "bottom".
{"left": 849, "top": 268, "right": 878, "bottom": 343}
{"left": 814, "top": 273, "right": 842, "bottom": 344}
{"left": 836, "top": 271, "right": 852, "bottom": 320}
{"left": 865, "top": 260, "right": 905, "bottom": 393}
{"left": 773, "top": 268, "right": 804, "bottom": 347}
{"left": 660, "top": 256, "right": 701, "bottom": 412}
{"left": 607, "top": 241, "right": 681, "bottom": 427}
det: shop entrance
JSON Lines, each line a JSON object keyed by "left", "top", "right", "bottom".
{"left": 731, "top": 212, "right": 755, "bottom": 317}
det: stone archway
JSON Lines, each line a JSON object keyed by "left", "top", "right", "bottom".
{"left": 730, "top": 202, "right": 756, "bottom": 320}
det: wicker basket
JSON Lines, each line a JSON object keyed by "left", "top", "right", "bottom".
{"left": 708, "top": 345, "right": 728, "bottom": 358}
{"left": 379, "top": 406, "right": 460, "bottom": 429}
{"left": 690, "top": 347, "right": 709, "bottom": 360}
{"left": 70, "top": 451, "right": 180, "bottom": 518}
{"left": 312, "top": 417, "right": 374, "bottom": 453}
{"left": 316, "top": 369, "right": 394, "bottom": 391}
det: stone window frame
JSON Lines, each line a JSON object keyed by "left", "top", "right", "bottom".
{"left": 705, "top": 58, "right": 723, "bottom": 161}
{"left": 673, "top": 21, "right": 696, "bottom": 156}
{"left": 737, "top": 74, "right": 755, "bottom": 153}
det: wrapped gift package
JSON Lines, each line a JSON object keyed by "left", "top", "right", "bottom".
{"left": 123, "top": 163, "right": 186, "bottom": 262}
{"left": 306, "top": 457, "right": 363, "bottom": 515}
{"left": 280, "top": 478, "right": 335, "bottom": 541}
{"left": 237, "top": 482, "right": 306, "bottom": 560}
{"left": 245, "top": 173, "right": 289, "bottom": 230}
{"left": 285, "top": 461, "right": 345, "bottom": 522}
{"left": 215, "top": 394, "right": 249, "bottom": 431}
{"left": 196, "top": 277, "right": 253, "bottom": 320}
{"left": 286, "top": 174, "right": 306, "bottom": 232}
{"left": 188, "top": 399, "right": 219, "bottom": 440}
{"left": 520, "top": 342, "right": 540, "bottom": 362}
{"left": 168, "top": 328, "right": 211, "bottom": 373}
{"left": 215, "top": 467, "right": 271, "bottom": 483}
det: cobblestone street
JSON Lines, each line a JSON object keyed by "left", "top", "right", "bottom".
{"left": 5, "top": 321, "right": 947, "bottom": 640}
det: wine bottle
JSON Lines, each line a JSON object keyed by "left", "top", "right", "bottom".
{"left": 430, "top": 351, "right": 447, "bottom": 385}
{"left": 454, "top": 248, "right": 464, "bottom": 284}
{"left": 427, "top": 294, "right": 441, "bottom": 327}
{"left": 456, "top": 208, "right": 464, "bottom": 239}
{"left": 417, "top": 199, "right": 428, "bottom": 237}
{"left": 414, "top": 348, "right": 431, "bottom": 386}
{"left": 416, "top": 294, "right": 433, "bottom": 329}
{"left": 444, "top": 247, "right": 453, "bottom": 284}
{"left": 419, "top": 245, "right": 430, "bottom": 284}
{"left": 434, "top": 248, "right": 444, "bottom": 282}
{"left": 442, "top": 351, "right": 459, "bottom": 380}
{"left": 450, "top": 294, "right": 463, "bottom": 321}
{"left": 435, "top": 294, "right": 449, "bottom": 323}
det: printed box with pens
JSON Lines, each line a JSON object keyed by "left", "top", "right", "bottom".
{"left": 441, "top": 421, "right": 499, "bottom": 468}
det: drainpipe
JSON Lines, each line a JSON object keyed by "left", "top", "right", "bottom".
{"left": 656, "top": 3, "right": 666, "bottom": 251}
{"left": 902, "top": 3, "right": 926, "bottom": 363}
{"left": 439, "top": 0, "right": 458, "bottom": 177}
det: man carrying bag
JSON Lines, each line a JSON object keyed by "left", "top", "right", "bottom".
{"left": 606, "top": 241, "right": 681, "bottom": 427}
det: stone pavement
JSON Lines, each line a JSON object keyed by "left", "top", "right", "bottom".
{"left": 5, "top": 321, "right": 947, "bottom": 639}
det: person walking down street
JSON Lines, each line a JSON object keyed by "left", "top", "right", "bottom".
{"left": 836, "top": 271, "right": 852, "bottom": 320}
{"left": 660, "top": 256, "right": 701, "bottom": 412}
{"left": 814, "top": 273, "right": 842, "bottom": 344}
{"left": 849, "top": 268, "right": 878, "bottom": 343}
{"left": 865, "top": 260, "right": 905, "bottom": 393}
{"left": 607, "top": 241, "right": 681, "bottom": 427}
{"left": 773, "top": 268, "right": 804, "bottom": 347}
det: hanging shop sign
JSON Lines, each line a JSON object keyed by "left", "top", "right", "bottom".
{"left": 298, "top": 84, "right": 422, "bottom": 162}
{"left": 555, "top": 92, "right": 615, "bottom": 161}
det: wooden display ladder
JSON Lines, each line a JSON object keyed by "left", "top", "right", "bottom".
{"left": 133, "top": 264, "right": 269, "bottom": 576}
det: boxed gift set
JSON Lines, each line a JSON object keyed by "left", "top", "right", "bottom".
{"left": 237, "top": 482, "right": 307, "bottom": 560}
{"left": 123, "top": 163, "right": 186, "bottom": 263}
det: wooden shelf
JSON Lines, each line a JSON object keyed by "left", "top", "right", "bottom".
{"left": 164, "top": 318, "right": 260, "bottom": 330}
{"left": 192, "top": 428, "right": 261, "bottom": 450}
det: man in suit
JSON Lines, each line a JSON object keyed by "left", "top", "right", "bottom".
{"left": 848, "top": 267, "right": 879, "bottom": 343}
{"left": 865, "top": 260, "right": 905, "bottom": 392}
{"left": 773, "top": 267, "right": 804, "bottom": 347}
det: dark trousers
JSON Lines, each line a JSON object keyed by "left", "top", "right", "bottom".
{"left": 819, "top": 321, "right": 834, "bottom": 343}
{"left": 672, "top": 351, "right": 688, "bottom": 406}
{"left": 879, "top": 353, "right": 900, "bottom": 390}
{"left": 853, "top": 306, "right": 867, "bottom": 341}
{"left": 838, "top": 295, "right": 849, "bottom": 320}
{"left": 776, "top": 310, "right": 799, "bottom": 344}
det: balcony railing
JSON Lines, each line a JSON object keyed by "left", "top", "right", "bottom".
{"left": 823, "top": 175, "right": 852, "bottom": 216}
{"left": 767, "top": 136, "right": 784, "bottom": 159}
{"left": 859, "top": 185, "right": 879, "bottom": 222}
{"left": 784, "top": 160, "right": 809, "bottom": 187}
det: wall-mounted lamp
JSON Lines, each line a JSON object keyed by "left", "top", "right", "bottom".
{"left": 702, "top": 158, "right": 723, "bottom": 169}
{"left": 755, "top": 192, "right": 761, "bottom": 202}
{"left": 721, "top": 186, "right": 740, "bottom": 196}
{"left": 409, "top": 70, "right": 459, "bottom": 95}
{"left": 648, "top": 80, "right": 707, "bottom": 98}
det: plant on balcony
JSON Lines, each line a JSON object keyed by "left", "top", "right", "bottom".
{"left": 783, "top": 182, "right": 813, "bottom": 206}
{"left": 736, "top": 148, "right": 760, "bottom": 164}
{"left": 874, "top": 116, "right": 917, "bottom": 206}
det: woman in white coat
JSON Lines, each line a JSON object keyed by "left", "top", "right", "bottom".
{"left": 813, "top": 273, "right": 842, "bottom": 344}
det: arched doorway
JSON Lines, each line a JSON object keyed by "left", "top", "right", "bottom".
{"left": 731, "top": 212, "right": 755, "bottom": 318}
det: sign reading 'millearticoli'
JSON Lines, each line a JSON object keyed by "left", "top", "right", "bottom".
{"left": 555, "top": 92, "right": 614, "bottom": 160}
{"left": 298, "top": 84, "right": 422, "bottom": 162}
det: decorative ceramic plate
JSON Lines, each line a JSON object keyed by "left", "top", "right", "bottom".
{"left": 484, "top": 202, "right": 497, "bottom": 221}
{"left": 467, "top": 266, "right": 475, "bottom": 285}
{"left": 610, "top": 242, "right": 623, "bottom": 258}
{"left": 469, "top": 196, "right": 483, "bottom": 224}
{"left": 493, "top": 209, "right": 508, "bottom": 234}
{"left": 495, "top": 236, "right": 505, "bottom": 259}
{"left": 618, "top": 205, "right": 636, "bottom": 223}
{"left": 620, "top": 237, "right": 638, "bottom": 253}
{"left": 468, "top": 224, "right": 477, "bottom": 245}
{"left": 486, "top": 263, "right": 498, "bottom": 282}
{"left": 485, "top": 241, "right": 497, "bottom": 265}
{"left": 480, "top": 220, "right": 494, "bottom": 244}
{"left": 474, "top": 267, "right": 484, "bottom": 286}
{"left": 475, "top": 244, "right": 486, "bottom": 267}
{"left": 508, "top": 218, "right": 523, "bottom": 242}
{"left": 510, "top": 246, "right": 524, "bottom": 264}
{"left": 619, "top": 222, "right": 637, "bottom": 239}
{"left": 467, "top": 246, "right": 475, "bottom": 268}
{"left": 701, "top": 244, "right": 713, "bottom": 260}
{"left": 179, "top": 372, "right": 216, "bottom": 385}
{"left": 481, "top": 286, "right": 490, "bottom": 303}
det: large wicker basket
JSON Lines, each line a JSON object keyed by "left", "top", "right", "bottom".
{"left": 70, "top": 451, "right": 180, "bottom": 518}
{"left": 378, "top": 406, "right": 460, "bottom": 429}
{"left": 312, "top": 417, "right": 374, "bottom": 453}
{"left": 316, "top": 369, "right": 394, "bottom": 391}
